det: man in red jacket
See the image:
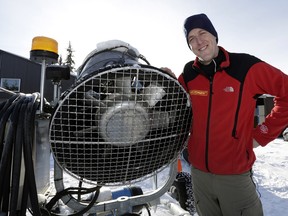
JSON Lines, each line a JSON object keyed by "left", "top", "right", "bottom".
{"left": 174, "top": 13, "right": 288, "bottom": 215}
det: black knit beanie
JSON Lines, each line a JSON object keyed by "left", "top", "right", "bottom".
{"left": 184, "top": 13, "right": 218, "bottom": 46}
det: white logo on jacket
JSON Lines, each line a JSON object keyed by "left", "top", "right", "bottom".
{"left": 259, "top": 124, "right": 269, "bottom": 134}
{"left": 223, "top": 86, "right": 234, "bottom": 92}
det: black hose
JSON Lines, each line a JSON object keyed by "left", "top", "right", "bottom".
{"left": 0, "top": 100, "right": 6, "bottom": 110}
{"left": 20, "top": 174, "right": 29, "bottom": 216}
{"left": 45, "top": 185, "right": 101, "bottom": 211}
{"left": 19, "top": 95, "right": 40, "bottom": 215}
{"left": 1, "top": 159, "right": 12, "bottom": 213}
{"left": 22, "top": 93, "right": 41, "bottom": 215}
{"left": 0, "top": 94, "right": 19, "bottom": 118}
{"left": 0, "top": 93, "right": 41, "bottom": 215}
{"left": 0, "top": 95, "right": 19, "bottom": 156}
{"left": 0, "top": 96, "right": 25, "bottom": 210}
{"left": 9, "top": 97, "right": 28, "bottom": 214}
{"left": 47, "top": 186, "right": 101, "bottom": 216}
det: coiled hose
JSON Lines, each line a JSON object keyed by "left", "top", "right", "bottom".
{"left": 0, "top": 92, "right": 41, "bottom": 215}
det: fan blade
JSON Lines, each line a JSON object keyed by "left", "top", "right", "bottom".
{"left": 72, "top": 126, "right": 98, "bottom": 137}
{"left": 84, "top": 89, "right": 104, "bottom": 107}
{"left": 115, "top": 76, "right": 132, "bottom": 95}
{"left": 150, "top": 110, "right": 176, "bottom": 129}
{"left": 143, "top": 82, "right": 166, "bottom": 107}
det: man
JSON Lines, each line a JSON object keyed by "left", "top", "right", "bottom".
{"left": 176, "top": 13, "right": 288, "bottom": 215}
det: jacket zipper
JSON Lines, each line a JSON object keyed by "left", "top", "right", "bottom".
{"left": 205, "top": 59, "right": 217, "bottom": 172}
{"left": 205, "top": 77, "right": 213, "bottom": 172}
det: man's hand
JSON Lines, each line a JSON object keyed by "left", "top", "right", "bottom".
{"left": 160, "top": 67, "right": 177, "bottom": 79}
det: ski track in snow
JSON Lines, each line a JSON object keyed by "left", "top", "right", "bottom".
{"left": 47, "top": 138, "right": 288, "bottom": 215}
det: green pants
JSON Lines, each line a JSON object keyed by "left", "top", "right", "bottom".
{"left": 191, "top": 167, "right": 263, "bottom": 216}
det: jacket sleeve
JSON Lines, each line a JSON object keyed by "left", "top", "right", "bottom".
{"left": 252, "top": 62, "right": 288, "bottom": 146}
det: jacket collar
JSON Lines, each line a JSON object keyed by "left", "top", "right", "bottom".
{"left": 192, "top": 46, "right": 230, "bottom": 72}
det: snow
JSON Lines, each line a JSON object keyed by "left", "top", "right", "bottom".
{"left": 253, "top": 139, "right": 288, "bottom": 215}
{"left": 48, "top": 138, "right": 288, "bottom": 215}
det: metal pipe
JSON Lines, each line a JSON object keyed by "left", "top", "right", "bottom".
{"left": 0, "top": 86, "right": 17, "bottom": 95}
{"left": 39, "top": 59, "right": 46, "bottom": 113}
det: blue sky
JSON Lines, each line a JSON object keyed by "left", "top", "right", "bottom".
{"left": 1, "top": 0, "right": 288, "bottom": 76}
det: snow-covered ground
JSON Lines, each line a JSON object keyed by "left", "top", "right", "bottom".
{"left": 253, "top": 138, "right": 288, "bottom": 215}
{"left": 48, "top": 138, "right": 288, "bottom": 215}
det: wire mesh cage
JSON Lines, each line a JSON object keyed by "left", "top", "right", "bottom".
{"left": 49, "top": 65, "right": 191, "bottom": 186}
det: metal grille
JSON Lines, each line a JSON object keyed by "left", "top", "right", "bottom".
{"left": 49, "top": 66, "right": 192, "bottom": 186}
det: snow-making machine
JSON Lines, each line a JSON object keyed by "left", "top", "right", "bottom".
{"left": 0, "top": 38, "right": 192, "bottom": 215}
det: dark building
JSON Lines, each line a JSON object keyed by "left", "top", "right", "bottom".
{"left": 0, "top": 49, "right": 76, "bottom": 103}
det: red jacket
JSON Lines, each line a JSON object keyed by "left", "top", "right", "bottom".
{"left": 178, "top": 47, "right": 288, "bottom": 174}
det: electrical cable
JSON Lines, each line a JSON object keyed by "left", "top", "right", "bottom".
{"left": 19, "top": 96, "right": 37, "bottom": 216}
{"left": 20, "top": 173, "right": 30, "bottom": 216}
{"left": 0, "top": 96, "right": 25, "bottom": 212}
{"left": 45, "top": 185, "right": 102, "bottom": 216}
{"left": 0, "top": 94, "right": 19, "bottom": 155}
{"left": 0, "top": 92, "right": 41, "bottom": 215}
{"left": 45, "top": 185, "right": 101, "bottom": 211}
{"left": 143, "top": 204, "right": 151, "bottom": 216}
{"left": 9, "top": 97, "right": 29, "bottom": 214}
{"left": 23, "top": 93, "right": 41, "bottom": 215}
{"left": 0, "top": 95, "right": 19, "bottom": 212}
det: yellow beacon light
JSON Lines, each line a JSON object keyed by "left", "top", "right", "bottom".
{"left": 30, "top": 36, "right": 59, "bottom": 64}
{"left": 30, "top": 36, "right": 59, "bottom": 113}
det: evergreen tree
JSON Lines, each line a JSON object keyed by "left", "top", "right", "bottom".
{"left": 64, "top": 41, "right": 75, "bottom": 71}
{"left": 58, "top": 54, "right": 63, "bottom": 65}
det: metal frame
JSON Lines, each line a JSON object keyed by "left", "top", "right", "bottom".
{"left": 53, "top": 159, "right": 178, "bottom": 215}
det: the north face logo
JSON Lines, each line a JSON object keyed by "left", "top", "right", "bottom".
{"left": 259, "top": 124, "right": 268, "bottom": 134}
{"left": 223, "top": 86, "right": 234, "bottom": 92}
